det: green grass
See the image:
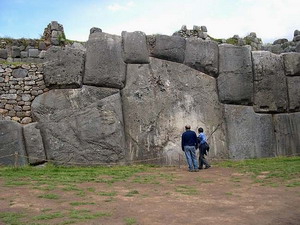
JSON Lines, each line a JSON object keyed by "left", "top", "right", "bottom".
{"left": 69, "top": 202, "right": 96, "bottom": 206}
{"left": 217, "top": 156, "right": 300, "bottom": 186}
{"left": 175, "top": 185, "right": 199, "bottom": 195}
{"left": 69, "top": 210, "right": 111, "bottom": 220}
{"left": 0, "top": 212, "right": 26, "bottom": 225}
{"left": 33, "top": 212, "right": 64, "bottom": 220}
{"left": 0, "top": 164, "right": 150, "bottom": 187}
{"left": 125, "top": 217, "right": 137, "bottom": 225}
{"left": 38, "top": 193, "right": 60, "bottom": 200}
{"left": 125, "top": 190, "right": 139, "bottom": 197}
{"left": 98, "top": 191, "right": 117, "bottom": 196}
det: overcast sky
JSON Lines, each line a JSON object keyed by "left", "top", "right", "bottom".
{"left": 0, "top": 0, "right": 299, "bottom": 44}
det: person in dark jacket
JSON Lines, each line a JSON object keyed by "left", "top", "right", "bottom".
{"left": 181, "top": 125, "right": 199, "bottom": 172}
{"left": 198, "top": 127, "right": 211, "bottom": 169}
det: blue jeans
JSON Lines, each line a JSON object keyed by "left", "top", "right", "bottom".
{"left": 184, "top": 146, "right": 198, "bottom": 170}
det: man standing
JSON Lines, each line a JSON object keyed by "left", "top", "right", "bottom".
{"left": 181, "top": 125, "right": 199, "bottom": 172}
{"left": 198, "top": 127, "right": 211, "bottom": 169}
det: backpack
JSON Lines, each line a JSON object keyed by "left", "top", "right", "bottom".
{"left": 204, "top": 142, "right": 210, "bottom": 155}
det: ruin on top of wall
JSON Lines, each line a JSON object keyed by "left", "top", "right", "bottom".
{"left": 0, "top": 22, "right": 299, "bottom": 167}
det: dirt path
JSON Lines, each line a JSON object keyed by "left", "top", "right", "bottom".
{"left": 0, "top": 166, "right": 299, "bottom": 225}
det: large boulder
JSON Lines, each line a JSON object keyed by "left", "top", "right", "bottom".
{"left": 84, "top": 32, "right": 126, "bottom": 89}
{"left": 224, "top": 105, "right": 276, "bottom": 159}
{"left": 44, "top": 46, "right": 85, "bottom": 88}
{"left": 122, "top": 31, "right": 149, "bottom": 64}
{"left": 282, "top": 52, "right": 300, "bottom": 76}
{"left": 184, "top": 38, "right": 219, "bottom": 77}
{"left": 121, "top": 57, "right": 227, "bottom": 165}
{"left": 217, "top": 44, "right": 253, "bottom": 104}
{"left": 23, "top": 122, "right": 46, "bottom": 165}
{"left": 151, "top": 35, "right": 186, "bottom": 63}
{"left": 0, "top": 121, "right": 28, "bottom": 166}
{"left": 31, "top": 86, "right": 125, "bottom": 165}
{"left": 252, "top": 51, "right": 288, "bottom": 113}
{"left": 273, "top": 113, "right": 300, "bottom": 156}
{"left": 287, "top": 76, "right": 300, "bottom": 111}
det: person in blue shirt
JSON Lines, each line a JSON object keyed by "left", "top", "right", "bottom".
{"left": 198, "top": 127, "right": 211, "bottom": 169}
{"left": 181, "top": 125, "right": 199, "bottom": 172}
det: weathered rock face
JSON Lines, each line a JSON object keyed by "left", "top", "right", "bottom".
{"left": 0, "top": 120, "right": 27, "bottom": 166}
{"left": 122, "top": 58, "right": 227, "bottom": 164}
{"left": 218, "top": 44, "right": 253, "bottom": 104}
{"left": 122, "top": 31, "right": 149, "bottom": 64}
{"left": 273, "top": 113, "right": 300, "bottom": 156}
{"left": 151, "top": 35, "right": 186, "bottom": 63}
{"left": 31, "top": 86, "right": 125, "bottom": 165}
{"left": 287, "top": 76, "right": 300, "bottom": 111}
{"left": 224, "top": 105, "right": 276, "bottom": 159}
{"left": 252, "top": 51, "right": 288, "bottom": 113}
{"left": 23, "top": 122, "right": 46, "bottom": 164}
{"left": 43, "top": 46, "right": 85, "bottom": 88}
{"left": 84, "top": 32, "right": 126, "bottom": 89}
{"left": 282, "top": 53, "right": 300, "bottom": 76}
{"left": 184, "top": 38, "right": 219, "bottom": 77}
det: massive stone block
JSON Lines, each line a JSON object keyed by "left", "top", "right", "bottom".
{"left": 287, "top": 76, "right": 300, "bottom": 111}
{"left": 151, "top": 35, "right": 186, "bottom": 63}
{"left": 0, "top": 121, "right": 28, "bottom": 166}
{"left": 122, "top": 57, "right": 227, "bottom": 165}
{"left": 122, "top": 31, "right": 149, "bottom": 64}
{"left": 217, "top": 44, "right": 253, "bottom": 104}
{"left": 31, "top": 86, "right": 126, "bottom": 165}
{"left": 84, "top": 32, "right": 126, "bottom": 89}
{"left": 224, "top": 105, "right": 275, "bottom": 159}
{"left": 252, "top": 51, "right": 288, "bottom": 113}
{"left": 273, "top": 113, "right": 300, "bottom": 156}
{"left": 184, "top": 38, "right": 219, "bottom": 77}
{"left": 23, "top": 122, "right": 46, "bottom": 165}
{"left": 282, "top": 52, "right": 300, "bottom": 76}
{"left": 44, "top": 46, "right": 85, "bottom": 88}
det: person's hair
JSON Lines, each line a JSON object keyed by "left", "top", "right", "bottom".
{"left": 198, "top": 127, "right": 204, "bottom": 133}
{"left": 185, "top": 125, "right": 191, "bottom": 130}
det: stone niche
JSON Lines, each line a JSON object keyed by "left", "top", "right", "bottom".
{"left": 122, "top": 57, "right": 228, "bottom": 164}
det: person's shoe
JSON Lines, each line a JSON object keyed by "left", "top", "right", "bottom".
{"left": 204, "top": 165, "right": 211, "bottom": 169}
{"left": 194, "top": 169, "right": 199, "bottom": 172}
{"left": 189, "top": 169, "right": 194, "bottom": 172}
{"left": 198, "top": 167, "right": 203, "bottom": 170}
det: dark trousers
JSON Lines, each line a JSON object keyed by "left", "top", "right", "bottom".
{"left": 199, "top": 143, "right": 210, "bottom": 169}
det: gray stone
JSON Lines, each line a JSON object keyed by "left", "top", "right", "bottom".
{"left": 84, "top": 32, "right": 126, "bottom": 89}
{"left": 51, "top": 38, "right": 59, "bottom": 46}
{"left": 39, "top": 50, "right": 47, "bottom": 59}
{"left": 0, "top": 94, "right": 17, "bottom": 100}
{"left": 270, "top": 44, "right": 283, "bottom": 54}
{"left": 38, "top": 41, "right": 47, "bottom": 50}
{"left": 287, "top": 76, "right": 300, "bottom": 111}
{"left": 296, "top": 42, "right": 300, "bottom": 53}
{"left": 152, "top": 35, "right": 186, "bottom": 63}
{"left": 282, "top": 52, "right": 300, "bottom": 76}
{"left": 71, "top": 42, "right": 86, "bottom": 51}
{"left": 224, "top": 105, "right": 276, "bottom": 159}
{"left": 23, "top": 122, "right": 46, "bottom": 164}
{"left": 122, "top": 31, "right": 149, "bottom": 64}
{"left": 0, "top": 120, "right": 28, "bottom": 166}
{"left": 252, "top": 51, "right": 288, "bottom": 113}
{"left": 0, "top": 49, "right": 8, "bottom": 59}
{"left": 44, "top": 46, "right": 85, "bottom": 88}
{"left": 184, "top": 38, "right": 219, "bottom": 77}
{"left": 50, "top": 21, "right": 60, "bottom": 31}
{"left": 201, "top": 26, "right": 207, "bottom": 32}
{"left": 31, "top": 86, "right": 125, "bottom": 165}
{"left": 218, "top": 44, "right": 253, "bottom": 104}
{"left": 12, "top": 68, "right": 28, "bottom": 78}
{"left": 294, "top": 30, "right": 300, "bottom": 37}
{"left": 21, "top": 51, "right": 28, "bottom": 58}
{"left": 273, "top": 38, "right": 288, "bottom": 45}
{"left": 28, "top": 49, "right": 40, "bottom": 58}
{"left": 90, "top": 27, "right": 102, "bottom": 35}
{"left": 11, "top": 46, "right": 21, "bottom": 58}
{"left": 121, "top": 57, "right": 227, "bottom": 164}
{"left": 293, "top": 35, "right": 300, "bottom": 42}
{"left": 273, "top": 113, "right": 300, "bottom": 156}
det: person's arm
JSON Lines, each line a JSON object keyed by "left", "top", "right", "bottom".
{"left": 181, "top": 134, "right": 184, "bottom": 151}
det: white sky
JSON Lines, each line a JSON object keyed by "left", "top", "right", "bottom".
{"left": 0, "top": 0, "right": 299, "bottom": 43}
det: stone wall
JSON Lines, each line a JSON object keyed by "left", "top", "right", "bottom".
{"left": 0, "top": 23, "right": 299, "bottom": 166}
{"left": 0, "top": 63, "right": 47, "bottom": 124}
